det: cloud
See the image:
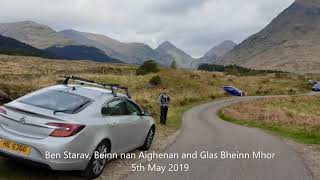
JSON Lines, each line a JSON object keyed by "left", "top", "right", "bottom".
{"left": 145, "top": 0, "right": 210, "bottom": 15}
{"left": 0, "top": 0, "right": 294, "bottom": 57}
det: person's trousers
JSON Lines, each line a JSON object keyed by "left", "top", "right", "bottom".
{"left": 160, "top": 106, "right": 168, "bottom": 124}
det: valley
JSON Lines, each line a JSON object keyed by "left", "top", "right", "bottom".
{"left": 0, "top": 21, "right": 236, "bottom": 69}
{"left": 0, "top": 54, "right": 312, "bottom": 179}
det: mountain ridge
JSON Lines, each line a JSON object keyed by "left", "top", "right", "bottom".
{"left": 0, "top": 34, "right": 58, "bottom": 58}
{"left": 0, "top": 21, "right": 235, "bottom": 68}
{"left": 190, "top": 40, "right": 236, "bottom": 68}
{"left": 46, "top": 45, "right": 123, "bottom": 63}
{"left": 216, "top": 0, "right": 320, "bottom": 73}
{"left": 61, "top": 29, "right": 165, "bottom": 65}
{"left": 61, "top": 29, "right": 198, "bottom": 67}
{"left": 200, "top": 40, "right": 236, "bottom": 63}
{"left": 155, "top": 41, "right": 194, "bottom": 68}
{"left": 0, "top": 21, "right": 77, "bottom": 49}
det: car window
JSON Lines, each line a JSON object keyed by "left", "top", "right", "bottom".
{"left": 106, "top": 100, "right": 128, "bottom": 116}
{"left": 19, "top": 90, "right": 91, "bottom": 112}
{"left": 125, "top": 100, "right": 141, "bottom": 116}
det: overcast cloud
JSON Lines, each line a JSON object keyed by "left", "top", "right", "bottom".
{"left": 0, "top": 0, "right": 294, "bottom": 57}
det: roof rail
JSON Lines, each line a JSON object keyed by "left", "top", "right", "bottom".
{"left": 59, "top": 74, "right": 131, "bottom": 98}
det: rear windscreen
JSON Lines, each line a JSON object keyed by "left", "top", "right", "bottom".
{"left": 19, "top": 90, "right": 91, "bottom": 111}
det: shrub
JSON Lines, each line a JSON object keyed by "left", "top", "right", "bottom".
{"left": 255, "top": 86, "right": 273, "bottom": 95}
{"left": 171, "top": 60, "right": 177, "bottom": 69}
{"left": 149, "top": 75, "right": 162, "bottom": 86}
{"left": 210, "top": 95, "right": 216, "bottom": 100}
{"left": 136, "top": 60, "right": 159, "bottom": 75}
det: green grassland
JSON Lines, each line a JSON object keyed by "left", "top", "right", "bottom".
{"left": 220, "top": 95, "right": 320, "bottom": 144}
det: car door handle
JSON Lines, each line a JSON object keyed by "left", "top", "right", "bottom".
{"left": 111, "top": 122, "right": 119, "bottom": 127}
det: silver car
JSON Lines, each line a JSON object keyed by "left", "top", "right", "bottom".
{"left": 0, "top": 76, "right": 155, "bottom": 179}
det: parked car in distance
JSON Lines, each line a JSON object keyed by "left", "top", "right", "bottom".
{"left": 223, "top": 86, "right": 247, "bottom": 96}
{"left": 313, "top": 82, "right": 320, "bottom": 91}
{"left": 0, "top": 76, "right": 155, "bottom": 179}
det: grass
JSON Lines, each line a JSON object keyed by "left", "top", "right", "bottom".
{"left": 0, "top": 54, "right": 314, "bottom": 132}
{"left": 219, "top": 95, "right": 320, "bottom": 144}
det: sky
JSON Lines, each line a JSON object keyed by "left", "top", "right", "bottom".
{"left": 0, "top": 0, "right": 294, "bottom": 57}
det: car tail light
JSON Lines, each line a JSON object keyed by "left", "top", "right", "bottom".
{"left": 46, "top": 123, "right": 85, "bottom": 137}
{"left": 0, "top": 106, "right": 7, "bottom": 115}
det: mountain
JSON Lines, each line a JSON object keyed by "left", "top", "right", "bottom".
{"left": 202, "top": 40, "right": 236, "bottom": 62}
{"left": 0, "top": 34, "right": 58, "bottom": 58}
{"left": 0, "top": 21, "right": 123, "bottom": 64}
{"left": 60, "top": 29, "right": 163, "bottom": 65}
{"left": 191, "top": 40, "right": 236, "bottom": 68}
{"left": 46, "top": 45, "right": 123, "bottom": 63}
{"left": 216, "top": 0, "right": 320, "bottom": 73}
{"left": 61, "top": 30, "right": 194, "bottom": 67}
{"left": 0, "top": 22, "right": 195, "bottom": 67}
{"left": 155, "top": 41, "right": 194, "bottom": 68}
{"left": 0, "top": 21, "right": 76, "bottom": 49}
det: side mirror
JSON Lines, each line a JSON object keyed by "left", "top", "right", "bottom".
{"left": 101, "top": 107, "right": 112, "bottom": 116}
{"left": 143, "top": 109, "right": 152, "bottom": 116}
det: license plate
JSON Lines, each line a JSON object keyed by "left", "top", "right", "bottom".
{"left": 0, "top": 139, "right": 31, "bottom": 156}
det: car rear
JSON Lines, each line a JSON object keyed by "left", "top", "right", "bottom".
{"left": 0, "top": 87, "right": 95, "bottom": 170}
{"left": 313, "top": 83, "right": 320, "bottom": 91}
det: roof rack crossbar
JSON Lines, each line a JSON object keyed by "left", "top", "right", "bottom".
{"left": 59, "top": 75, "right": 131, "bottom": 98}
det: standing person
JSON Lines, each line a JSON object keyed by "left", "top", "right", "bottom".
{"left": 158, "top": 88, "right": 170, "bottom": 125}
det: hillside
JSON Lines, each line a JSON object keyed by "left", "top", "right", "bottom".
{"left": 192, "top": 40, "right": 236, "bottom": 68}
{"left": 46, "top": 45, "right": 123, "bottom": 63}
{"left": 155, "top": 41, "right": 194, "bottom": 68}
{"left": 201, "top": 40, "right": 236, "bottom": 62}
{"left": 0, "top": 35, "right": 57, "bottom": 58}
{"left": 61, "top": 30, "right": 165, "bottom": 65}
{"left": 0, "top": 22, "right": 124, "bottom": 63}
{"left": 0, "top": 21, "right": 76, "bottom": 49}
{"left": 216, "top": 0, "right": 320, "bottom": 73}
{"left": 61, "top": 30, "right": 194, "bottom": 67}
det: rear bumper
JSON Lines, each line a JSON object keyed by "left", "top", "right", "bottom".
{"left": 0, "top": 128, "right": 93, "bottom": 171}
{"left": 0, "top": 150, "right": 51, "bottom": 169}
{"left": 0, "top": 148, "right": 89, "bottom": 171}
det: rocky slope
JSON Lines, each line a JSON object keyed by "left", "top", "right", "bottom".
{"left": 216, "top": 0, "right": 320, "bottom": 73}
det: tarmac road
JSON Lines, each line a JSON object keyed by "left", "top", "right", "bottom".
{"left": 125, "top": 96, "right": 313, "bottom": 180}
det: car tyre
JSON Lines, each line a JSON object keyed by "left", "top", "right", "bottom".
{"left": 81, "top": 140, "right": 110, "bottom": 179}
{"left": 139, "top": 126, "right": 155, "bottom": 151}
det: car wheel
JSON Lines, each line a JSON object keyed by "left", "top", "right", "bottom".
{"left": 81, "top": 140, "right": 110, "bottom": 179}
{"left": 139, "top": 127, "right": 155, "bottom": 151}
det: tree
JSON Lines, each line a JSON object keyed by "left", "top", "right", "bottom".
{"left": 136, "top": 60, "right": 160, "bottom": 75}
{"left": 171, "top": 59, "right": 177, "bottom": 69}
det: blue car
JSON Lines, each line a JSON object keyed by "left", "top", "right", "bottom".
{"left": 223, "top": 86, "right": 246, "bottom": 96}
{"left": 313, "top": 83, "right": 320, "bottom": 91}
